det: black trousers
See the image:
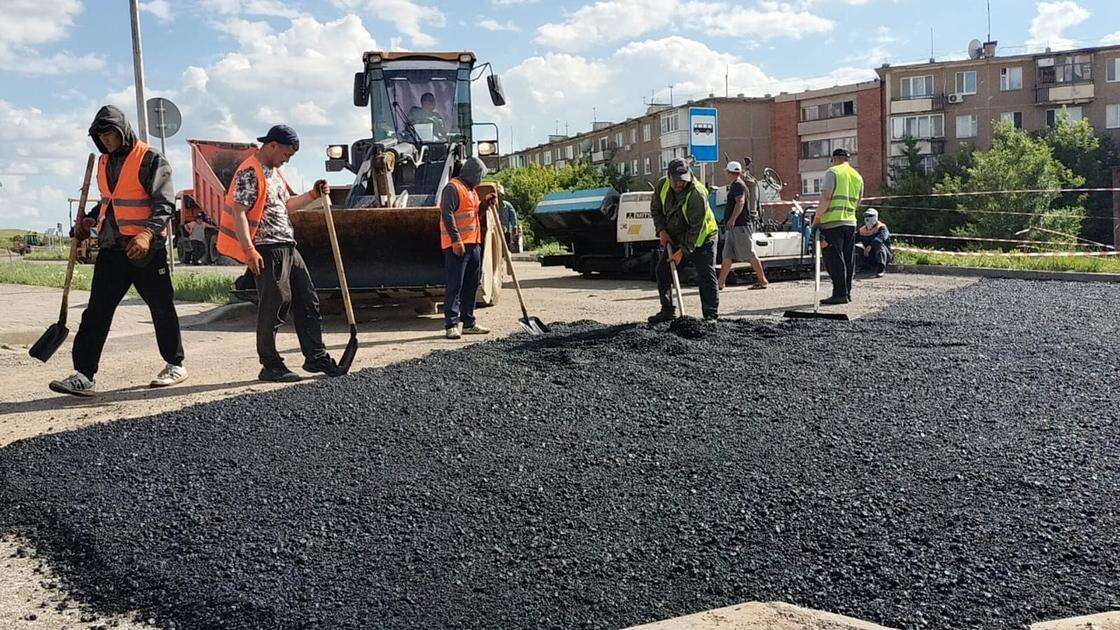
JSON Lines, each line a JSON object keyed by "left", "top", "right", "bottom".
{"left": 821, "top": 225, "right": 856, "bottom": 299}
{"left": 255, "top": 244, "right": 328, "bottom": 369}
{"left": 443, "top": 243, "right": 482, "bottom": 328}
{"left": 73, "top": 248, "right": 184, "bottom": 379}
{"left": 656, "top": 238, "right": 719, "bottom": 318}
{"left": 857, "top": 243, "right": 891, "bottom": 272}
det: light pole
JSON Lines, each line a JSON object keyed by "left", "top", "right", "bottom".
{"left": 129, "top": 0, "right": 149, "bottom": 143}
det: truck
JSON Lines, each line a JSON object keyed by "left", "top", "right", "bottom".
{"left": 175, "top": 139, "right": 255, "bottom": 266}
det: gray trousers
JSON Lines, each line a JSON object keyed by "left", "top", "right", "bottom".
{"left": 255, "top": 244, "right": 328, "bottom": 369}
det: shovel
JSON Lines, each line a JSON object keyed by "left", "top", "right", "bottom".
{"left": 666, "top": 244, "right": 686, "bottom": 318}
{"left": 29, "top": 153, "right": 96, "bottom": 362}
{"left": 783, "top": 228, "right": 850, "bottom": 321}
{"left": 489, "top": 205, "right": 549, "bottom": 335}
{"left": 320, "top": 192, "right": 359, "bottom": 373}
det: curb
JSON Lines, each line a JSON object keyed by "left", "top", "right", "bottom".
{"left": 511, "top": 253, "right": 540, "bottom": 262}
{"left": 891, "top": 264, "right": 1120, "bottom": 284}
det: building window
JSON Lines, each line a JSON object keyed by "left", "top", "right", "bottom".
{"left": 889, "top": 155, "right": 936, "bottom": 175}
{"left": 891, "top": 114, "right": 945, "bottom": 140}
{"left": 660, "top": 113, "right": 679, "bottom": 135}
{"left": 565, "top": 145, "right": 574, "bottom": 160}
{"left": 598, "top": 136, "right": 609, "bottom": 151}
{"left": 801, "top": 136, "right": 857, "bottom": 159}
{"left": 800, "top": 100, "right": 856, "bottom": 122}
{"left": 644, "top": 156, "right": 652, "bottom": 174}
{"left": 954, "top": 71, "right": 977, "bottom": 95}
{"left": 956, "top": 114, "right": 978, "bottom": 138}
{"left": 660, "top": 147, "right": 682, "bottom": 170}
{"left": 543, "top": 151, "right": 552, "bottom": 166}
{"left": 900, "top": 75, "right": 934, "bottom": 99}
{"left": 642, "top": 123, "right": 651, "bottom": 141}
{"left": 630, "top": 128, "right": 638, "bottom": 144}
{"left": 615, "top": 131, "right": 623, "bottom": 147}
{"left": 1106, "top": 58, "right": 1120, "bottom": 82}
{"left": 801, "top": 173, "right": 824, "bottom": 195}
{"left": 631, "top": 159, "right": 639, "bottom": 175}
{"left": 1107, "top": 104, "right": 1120, "bottom": 129}
{"left": 1000, "top": 67, "right": 1022, "bottom": 91}
{"left": 999, "top": 111, "right": 1023, "bottom": 129}
{"left": 1046, "top": 106, "right": 1083, "bottom": 127}
{"left": 619, "top": 161, "right": 628, "bottom": 175}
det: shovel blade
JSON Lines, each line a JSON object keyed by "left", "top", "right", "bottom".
{"left": 29, "top": 323, "right": 69, "bottom": 362}
{"left": 519, "top": 316, "right": 551, "bottom": 336}
{"left": 783, "top": 310, "right": 851, "bottom": 321}
{"left": 337, "top": 324, "right": 358, "bottom": 374}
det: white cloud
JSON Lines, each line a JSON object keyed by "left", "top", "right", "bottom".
{"left": 330, "top": 0, "right": 445, "bottom": 47}
{"left": 0, "top": 0, "right": 105, "bottom": 75}
{"left": 534, "top": 0, "right": 832, "bottom": 51}
{"left": 182, "top": 66, "right": 210, "bottom": 92}
{"left": 1026, "top": 1, "right": 1090, "bottom": 51}
{"left": 1102, "top": 31, "right": 1120, "bottom": 46}
{"left": 478, "top": 19, "right": 520, "bottom": 32}
{"left": 140, "top": 0, "right": 173, "bottom": 22}
{"left": 198, "top": 0, "right": 305, "bottom": 18}
{"left": 290, "top": 101, "right": 330, "bottom": 126}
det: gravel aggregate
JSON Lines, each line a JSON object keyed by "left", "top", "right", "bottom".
{"left": 3, "top": 279, "right": 1120, "bottom": 630}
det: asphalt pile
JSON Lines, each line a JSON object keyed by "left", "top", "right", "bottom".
{"left": 3, "top": 278, "right": 1120, "bottom": 630}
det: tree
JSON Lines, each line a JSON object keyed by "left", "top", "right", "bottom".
{"left": 878, "top": 136, "right": 965, "bottom": 237}
{"left": 490, "top": 163, "right": 619, "bottom": 247}
{"left": 1042, "top": 116, "right": 1120, "bottom": 245}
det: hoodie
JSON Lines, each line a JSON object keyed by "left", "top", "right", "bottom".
{"left": 88, "top": 105, "right": 175, "bottom": 250}
{"left": 439, "top": 157, "right": 488, "bottom": 245}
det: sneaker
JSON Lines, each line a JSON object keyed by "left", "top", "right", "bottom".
{"left": 821, "top": 295, "right": 847, "bottom": 305}
{"left": 462, "top": 324, "right": 490, "bottom": 335}
{"left": 259, "top": 365, "right": 302, "bottom": 383}
{"left": 647, "top": 310, "right": 676, "bottom": 325}
{"left": 150, "top": 363, "right": 188, "bottom": 388}
{"left": 302, "top": 355, "right": 344, "bottom": 377}
{"left": 49, "top": 372, "right": 96, "bottom": 397}
{"left": 445, "top": 324, "right": 463, "bottom": 340}
{"left": 875, "top": 271, "right": 886, "bottom": 278}
{"left": 703, "top": 313, "right": 720, "bottom": 322}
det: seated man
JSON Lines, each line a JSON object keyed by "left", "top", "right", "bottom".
{"left": 855, "top": 208, "right": 892, "bottom": 277}
{"left": 407, "top": 92, "right": 447, "bottom": 140}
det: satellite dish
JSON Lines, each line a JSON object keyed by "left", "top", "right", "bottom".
{"left": 968, "top": 39, "right": 983, "bottom": 60}
{"left": 146, "top": 97, "right": 182, "bottom": 139}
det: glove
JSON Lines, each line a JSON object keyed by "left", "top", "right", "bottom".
{"left": 126, "top": 230, "right": 153, "bottom": 261}
{"left": 246, "top": 247, "right": 264, "bottom": 275}
{"left": 451, "top": 241, "right": 466, "bottom": 257}
{"left": 309, "top": 179, "right": 329, "bottom": 200}
{"left": 482, "top": 192, "right": 498, "bottom": 209}
{"left": 658, "top": 230, "right": 670, "bottom": 247}
{"left": 72, "top": 217, "right": 96, "bottom": 240}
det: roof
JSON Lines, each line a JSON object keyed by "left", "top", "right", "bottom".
{"left": 875, "top": 42, "right": 1120, "bottom": 76}
{"left": 362, "top": 51, "right": 474, "bottom": 63}
{"left": 533, "top": 188, "right": 616, "bottom": 215}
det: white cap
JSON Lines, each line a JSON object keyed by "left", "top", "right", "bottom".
{"left": 726, "top": 161, "right": 743, "bottom": 173}
{"left": 865, "top": 208, "right": 878, "bottom": 217}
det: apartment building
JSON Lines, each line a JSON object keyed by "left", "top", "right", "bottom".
{"left": 876, "top": 41, "right": 1120, "bottom": 179}
{"left": 770, "top": 80, "right": 883, "bottom": 201}
{"left": 501, "top": 96, "right": 773, "bottom": 190}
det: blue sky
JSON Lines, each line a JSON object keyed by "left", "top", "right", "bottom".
{"left": 1, "top": 0, "right": 1119, "bottom": 230}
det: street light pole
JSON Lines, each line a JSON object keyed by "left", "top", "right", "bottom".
{"left": 129, "top": 0, "right": 149, "bottom": 143}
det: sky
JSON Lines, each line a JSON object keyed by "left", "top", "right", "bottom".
{"left": 1, "top": 0, "right": 1119, "bottom": 231}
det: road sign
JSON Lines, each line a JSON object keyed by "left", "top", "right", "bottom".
{"left": 688, "top": 107, "right": 718, "bottom": 163}
{"left": 146, "top": 97, "right": 181, "bottom": 139}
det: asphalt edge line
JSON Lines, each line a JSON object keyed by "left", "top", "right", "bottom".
{"left": 890, "top": 264, "right": 1120, "bottom": 284}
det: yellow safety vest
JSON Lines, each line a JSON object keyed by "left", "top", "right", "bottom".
{"left": 819, "top": 162, "right": 863, "bottom": 226}
{"left": 659, "top": 179, "right": 719, "bottom": 248}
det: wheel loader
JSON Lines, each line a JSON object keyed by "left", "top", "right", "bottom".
{"left": 303, "top": 50, "right": 510, "bottom": 307}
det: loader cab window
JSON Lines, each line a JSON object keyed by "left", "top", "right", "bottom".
{"left": 373, "top": 61, "right": 467, "bottom": 145}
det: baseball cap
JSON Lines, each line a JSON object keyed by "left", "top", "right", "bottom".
{"left": 667, "top": 158, "right": 692, "bottom": 182}
{"left": 257, "top": 124, "right": 300, "bottom": 150}
{"left": 726, "top": 161, "right": 743, "bottom": 174}
{"left": 864, "top": 208, "right": 878, "bottom": 218}
{"left": 832, "top": 147, "right": 850, "bottom": 158}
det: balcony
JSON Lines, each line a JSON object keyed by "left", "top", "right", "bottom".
{"left": 591, "top": 151, "right": 607, "bottom": 163}
{"left": 798, "top": 115, "right": 857, "bottom": 136}
{"left": 888, "top": 137, "right": 946, "bottom": 157}
{"left": 889, "top": 94, "right": 945, "bottom": 115}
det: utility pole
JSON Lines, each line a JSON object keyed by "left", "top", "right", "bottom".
{"left": 667, "top": 84, "right": 674, "bottom": 106}
{"left": 129, "top": 0, "right": 149, "bottom": 143}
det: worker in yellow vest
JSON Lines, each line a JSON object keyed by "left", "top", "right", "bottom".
{"left": 50, "top": 105, "right": 184, "bottom": 397}
{"left": 813, "top": 148, "right": 864, "bottom": 304}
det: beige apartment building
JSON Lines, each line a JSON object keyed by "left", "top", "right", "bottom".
{"left": 876, "top": 41, "right": 1120, "bottom": 177}
{"left": 501, "top": 96, "right": 773, "bottom": 190}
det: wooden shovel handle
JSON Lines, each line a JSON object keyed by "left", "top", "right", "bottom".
{"left": 60, "top": 154, "right": 96, "bottom": 325}
{"left": 321, "top": 194, "right": 356, "bottom": 327}
{"left": 489, "top": 205, "right": 531, "bottom": 321}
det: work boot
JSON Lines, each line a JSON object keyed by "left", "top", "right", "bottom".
{"left": 821, "top": 295, "right": 847, "bottom": 305}
{"left": 462, "top": 324, "right": 490, "bottom": 335}
{"left": 259, "top": 365, "right": 302, "bottom": 383}
{"left": 703, "top": 313, "right": 720, "bottom": 322}
{"left": 150, "top": 363, "right": 188, "bottom": 388}
{"left": 445, "top": 323, "right": 463, "bottom": 340}
{"left": 647, "top": 310, "right": 676, "bottom": 325}
{"left": 49, "top": 372, "right": 96, "bottom": 397}
{"left": 303, "top": 355, "right": 344, "bottom": 377}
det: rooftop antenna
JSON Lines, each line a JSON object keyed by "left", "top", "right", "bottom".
{"left": 667, "top": 84, "right": 674, "bottom": 106}
{"left": 987, "top": 0, "right": 992, "bottom": 43}
{"left": 592, "top": 107, "right": 597, "bottom": 122}
{"left": 725, "top": 65, "right": 729, "bottom": 97}
{"left": 929, "top": 28, "right": 935, "bottom": 63}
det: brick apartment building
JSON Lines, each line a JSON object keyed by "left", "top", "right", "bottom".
{"left": 770, "top": 80, "right": 883, "bottom": 201}
{"left": 501, "top": 96, "right": 773, "bottom": 190}
{"left": 876, "top": 42, "right": 1120, "bottom": 178}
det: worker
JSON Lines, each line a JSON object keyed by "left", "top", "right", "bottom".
{"left": 648, "top": 158, "right": 720, "bottom": 323}
{"left": 180, "top": 220, "right": 196, "bottom": 264}
{"left": 717, "top": 160, "right": 769, "bottom": 291}
{"left": 855, "top": 208, "right": 892, "bottom": 277}
{"left": 813, "top": 148, "right": 864, "bottom": 304}
{"left": 49, "top": 105, "right": 185, "bottom": 397}
{"left": 218, "top": 124, "right": 343, "bottom": 382}
{"left": 190, "top": 215, "right": 208, "bottom": 264}
{"left": 497, "top": 185, "right": 522, "bottom": 253}
{"left": 408, "top": 92, "right": 447, "bottom": 139}
{"left": 441, "top": 157, "right": 495, "bottom": 339}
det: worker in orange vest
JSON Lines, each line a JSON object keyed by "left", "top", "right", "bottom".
{"left": 440, "top": 157, "right": 497, "bottom": 339}
{"left": 50, "top": 105, "right": 185, "bottom": 397}
{"left": 218, "top": 125, "right": 342, "bottom": 383}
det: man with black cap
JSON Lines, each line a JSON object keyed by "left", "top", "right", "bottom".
{"left": 49, "top": 105, "right": 185, "bottom": 397}
{"left": 648, "top": 158, "right": 720, "bottom": 323}
{"left": 813, "top": 148, "right": 864, "bottom": 304}
{"left": 218, "top": 124, "right": 342, "bottom": 382}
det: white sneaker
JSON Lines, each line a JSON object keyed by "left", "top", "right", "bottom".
{"left": 445, "top": 323, "right": 463, "bottom": 340}
{"left": 462, "top": 324, "right": 491, "bottom": 335}
{"left": 150, "top": 363, "right": 188, "bottom": 388}
{"left": 49, "top": 372, "right": 96, "bottom": 397}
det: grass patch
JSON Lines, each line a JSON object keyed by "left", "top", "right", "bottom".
{"left": 0, "top": 229, "right": 33, "bottom": 243}
{"left": 533, "top": 241, "right": 570, "bottom": 257}
{"left": 0, "top": 262, "right": 233, "bottom": 304}
{"left": 894, "top": 249, "right": 1120, "bottom": 274}
{"left": 23, "top": 246, "right": 70, "bottom": 261}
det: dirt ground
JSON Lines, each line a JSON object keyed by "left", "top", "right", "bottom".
{"left": 0, "top": 262, "right": 975, "bottom": 629}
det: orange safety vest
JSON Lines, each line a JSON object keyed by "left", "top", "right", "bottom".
{"left": 96, "top": 141, "right": 153, "bottom": 236}
{"left": 216, "top": 154, "right": 289, "bottom": 264}
{"left": 440, "top": 179, "right": 482, "bottom": 250}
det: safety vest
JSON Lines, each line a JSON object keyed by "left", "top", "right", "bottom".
{"left": 819, "top": 162, "right": 863, "bottom": 226}
{"left": 659, "top": 178, "right": 719, "bottom": 248}
{"left": 216, "top": 154, "right": 275, "bottom": 264}
{"left": 440, "top": 179, "right": 482, "bottom": 249}
{"left": 96, "top": 141, "right": 152, "bottom": 236}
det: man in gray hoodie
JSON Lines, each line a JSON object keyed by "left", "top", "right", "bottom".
{"left": 440, "top": 157, "right": 495, "bottom": 339}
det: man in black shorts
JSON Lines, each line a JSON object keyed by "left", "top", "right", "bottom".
{"left": 717, "top": 161, "right": 769, "bottom": 290}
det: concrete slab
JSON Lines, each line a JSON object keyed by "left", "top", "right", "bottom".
{"left": 1031, "top": 612, "right": 1120, "bottom": 630}
{"left": 626, "top": 602, "right": 897, "bottom": 630}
